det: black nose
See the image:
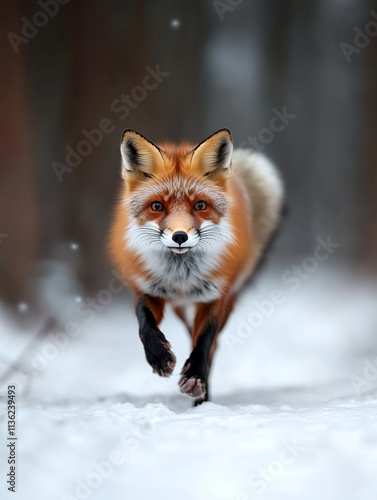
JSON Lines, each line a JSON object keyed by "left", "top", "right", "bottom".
{"left": 172, "top": 231, "right": 188, "bottom": 245}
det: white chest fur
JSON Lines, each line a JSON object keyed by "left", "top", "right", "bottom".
{"left": 135, "top": 249, "right": 224, "bottom": 304}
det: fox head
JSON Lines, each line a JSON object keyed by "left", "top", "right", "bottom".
{"left": 120, "top": 128, "right": 234, "bottom": 256}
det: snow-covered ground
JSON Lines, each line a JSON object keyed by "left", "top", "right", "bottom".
{"left": 1, "top": 261, "right": 377, "bottom": 500}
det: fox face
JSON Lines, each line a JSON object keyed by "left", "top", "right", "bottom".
{"left": 121, "top": 129, "right": 235, "bottom": 259}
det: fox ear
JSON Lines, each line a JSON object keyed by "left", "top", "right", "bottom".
{"left": 191, "top": 129, "right": 233, "bottom": 177}
{"left": 120, "top": 130, "right": 163, "bottom": 180}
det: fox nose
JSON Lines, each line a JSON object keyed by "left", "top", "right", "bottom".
{"left": 172, "top": 231, "right": 188, "bottom": 245}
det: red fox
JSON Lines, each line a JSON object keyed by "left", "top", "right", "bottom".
{"left": 109, "top": 129, "right": 284, "bottom": 404}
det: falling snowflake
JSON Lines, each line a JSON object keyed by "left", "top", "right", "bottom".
{"left": 70, "top": 242, "right": 79, "bottom": 251}
{"left": 75, "top": 296, "right": 82, "bottom": 303}
{"left": 18, "top": 302, "right": 29, "bottom": 313}
{"left": 170, "top": 19, "right": 180, "bottom": 28}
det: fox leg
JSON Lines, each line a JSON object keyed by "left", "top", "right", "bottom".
{"left": 179, "top": 296, "right": 236, "bottom": 404}
{"left": 203, "top": 294, "right": 238, "bottom": 404}
{"left": 136, "top": 295, "right": 176, "bottom": 377}
{"left": 172, "top": 305, "right": 193, "bottom": 335}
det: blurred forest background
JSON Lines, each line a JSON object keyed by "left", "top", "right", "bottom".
{"left": 0, "top": 0, "right": 376, "bottom": 310}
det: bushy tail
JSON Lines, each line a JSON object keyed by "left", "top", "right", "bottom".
{"left": 232, "top": 149, "right": 284, "bottom": 256}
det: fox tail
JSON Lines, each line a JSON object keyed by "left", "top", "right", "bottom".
{"left": 232, "top": 149, "right": 284, "bottom": 255}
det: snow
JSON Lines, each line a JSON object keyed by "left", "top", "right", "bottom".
{"left": 1, "top": 262, "right": 377, "bottom": 499}
{"left": 17, "top": 302, "right": 29, "bottom": 314}
{"left": 170, "top": 19, "right": 181, "bottom": 29}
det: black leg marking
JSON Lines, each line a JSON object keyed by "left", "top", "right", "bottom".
{"left": 137, "top": 298, "right": 176, "bottom": 377}
{"left": 179, "top": 320, "right": 217, "bottom": 403}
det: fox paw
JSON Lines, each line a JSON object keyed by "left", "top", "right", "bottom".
{"left": 179, "top": 376, "right": 206, "bottom": 399}
{"left": 146, "top": 342, "right": 176, "bottom": 378}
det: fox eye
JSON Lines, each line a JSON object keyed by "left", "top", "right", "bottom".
{"left": 151, "top": 201, "right": 165, "bottom": 211}
{"left": 193, "top": 201, "right": 207, "bottom": 211}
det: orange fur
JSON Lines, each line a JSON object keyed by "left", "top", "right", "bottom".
{"left": 107, "top": 128, "right": 281, "bottom": 402}
{"left": 109, "top": 140, "right": 257, "bottom": 294}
